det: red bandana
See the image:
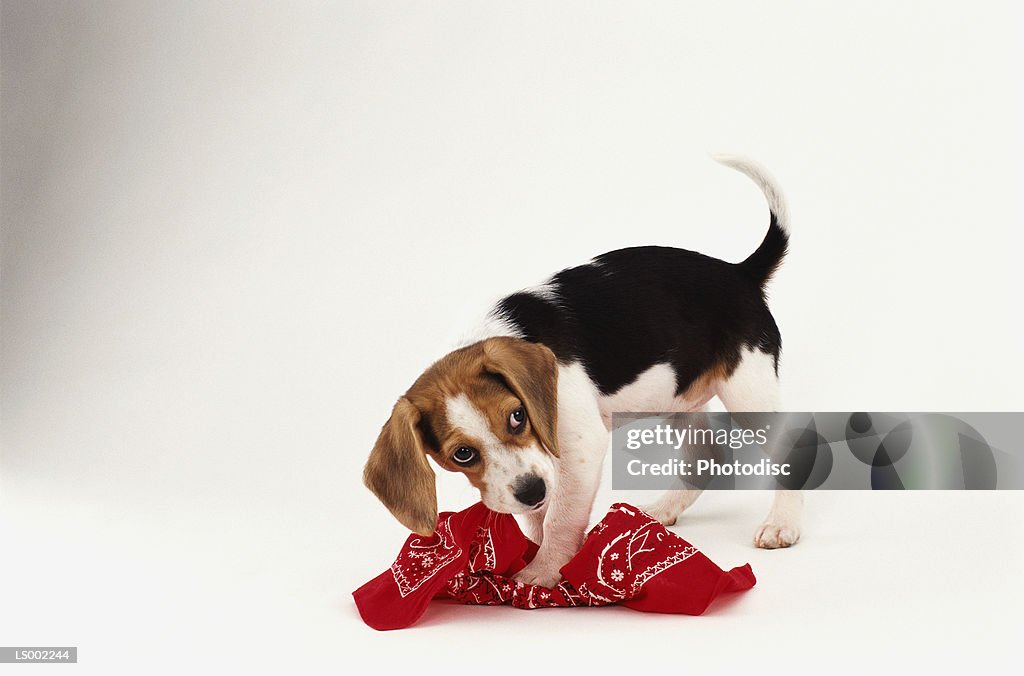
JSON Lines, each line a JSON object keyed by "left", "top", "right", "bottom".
{"left": 354, "top": 502, "right": 755, "bottom": 630}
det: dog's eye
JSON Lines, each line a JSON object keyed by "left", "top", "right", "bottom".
{"left": 509, "top": 406, "right": 526, "bottom": 432}
{"left": 452, "top": 446, "right": 478, "bottom": 466}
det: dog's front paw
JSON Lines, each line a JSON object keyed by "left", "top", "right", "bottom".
{"left": 514, "top": 560, "right": 563, "bottom": 588}
{"left": 754, "top": 520, "right": 801, "bottom": 549}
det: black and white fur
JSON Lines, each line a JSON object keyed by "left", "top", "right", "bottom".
{"left": 466, "top": 156, "right": 800, "bottom": 587}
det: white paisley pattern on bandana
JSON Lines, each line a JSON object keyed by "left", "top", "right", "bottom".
{"left": 584, "top": 504, "right": 699, "bottom": 603}
{"left": 442, "top": 503, "right": 704, "bottom": 610}
{"left": 390, "top": 515, "right": 462, "bottom": 598}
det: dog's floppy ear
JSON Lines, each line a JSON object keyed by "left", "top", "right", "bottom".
{"left": 363, "top": 397, "right": 437, "bottom": 536}
{"left": 483, "top": 337, "right": 560, "bottom": 457}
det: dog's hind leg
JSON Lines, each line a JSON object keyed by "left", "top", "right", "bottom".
{"left": 640, "top": 406, "right": 709, "bottom": 526}
{"left": 716, "top": 347, "right": 802, "bottom": 549}
{"left": 642, "top": 487, "right": 704, "bottom": 527}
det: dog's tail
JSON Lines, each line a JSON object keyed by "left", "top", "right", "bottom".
{"left": 713, "top": 154, "right": 790, "bottom": 288}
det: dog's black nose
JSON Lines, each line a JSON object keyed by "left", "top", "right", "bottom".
{"left": 513, "top": 475, "right": 546, "bottom": 507}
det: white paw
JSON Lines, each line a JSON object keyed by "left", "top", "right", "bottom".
{"left": 640, "top": 503, "right": 679, "bottom": 527}
{"left": 513, "top": 560, "right": 563, "bottom": 588}
{"left": 754, "top": 521, "right": 801, "bottom": 549}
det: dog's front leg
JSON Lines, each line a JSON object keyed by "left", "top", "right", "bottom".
{"left": 513, "top": 452, "right": 604, "bottom": 587}
{"left": 520, "top": 508, "right": 546, "bottom": 545}
{"left": 515, "top": 368, "right": 607, "bottom": 587}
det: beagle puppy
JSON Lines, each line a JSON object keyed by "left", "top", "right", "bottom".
{"left": 364, "top": 156, "right": 801, "bottom": 587}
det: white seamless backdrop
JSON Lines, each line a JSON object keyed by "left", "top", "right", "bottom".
{"left": 2, "top": 2, "right": 1022, "bottom": 675}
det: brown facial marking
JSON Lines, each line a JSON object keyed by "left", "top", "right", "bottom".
{"left": 481, "top": 337, "right": 559, "bottom": 457}
{"left": 395, "top": 337, "right": 558, "bottom": 485}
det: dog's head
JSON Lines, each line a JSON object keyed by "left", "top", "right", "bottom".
{"left": 363, "top": 337, "right": 559, "bottom": 535}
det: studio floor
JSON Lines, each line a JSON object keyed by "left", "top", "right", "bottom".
{"left": 1, "top": 477, "right": 1020, "bottom": 674}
